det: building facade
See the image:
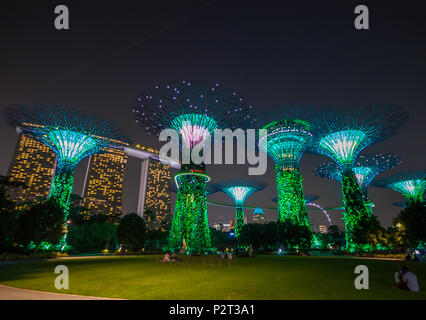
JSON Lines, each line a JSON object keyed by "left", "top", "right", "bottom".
{"left": 7, "top": 133, "right": 56, "bottom": 206}
{"left": 143, "top": 159, "right": 172, "bottom": 231}
{"left": 81, "top": 147, "right": 128, "bottom": 221}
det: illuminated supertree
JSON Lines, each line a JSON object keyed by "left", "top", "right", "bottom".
{"left": 4, "top": 104, "right": 129, "bottom": 248}
{"left": 314, "top": 154, "right": 401, "bottom": 210}
{"left": 312, "top": 106, "right": 408, "bottom": 249}
{"left": 373, "top": 171, "right": 426, "bottom": 207}
{"left": 258, "top": 107, "right": 316, "bottom": 230}
{"left": 132, "top": 81, "right": 255, "bottom": 253}
{"left": 211, "top": 180, "right": 266, "bottom": 241}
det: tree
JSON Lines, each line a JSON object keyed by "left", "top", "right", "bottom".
{"left": 394, "top": 202, "right": 426, "bottom": 247}
{"left": 117, "top": 213, "right": 146, "bottom": 251}
{"left": 210, "top": 228, "right": 233, "bottom": 251}
{"left": 67, "top": 214, "right": 117, "bottom": 252}
{"left": 15, "top": 198, "right": 65, "bottom": 252}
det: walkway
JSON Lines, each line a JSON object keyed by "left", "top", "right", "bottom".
{"left": 0, "top": 284, "right": 121, "bottom": 300}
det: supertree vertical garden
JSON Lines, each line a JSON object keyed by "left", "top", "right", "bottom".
{"left": 314, "top": 154, "right": 401, "bottom": 211}
{"left": 312, "top": 106, "right": 408, "bottom": 250}
{"left": 272, "top": 194, "right": 332, "bottom": 226}
{"left": 373, "top": 171, "right": 426, "bottom": 207}
{"left": 132, "top": 81, "right": 256, "bottom": 253}
{"left": 211, "top": 180, "right": 266, "bottom": 241}
{"left": 258, "top": 107, "right": 316, "bottom": 230}
{"left": 4, "top": 104, "right": 129, "bottom": 248}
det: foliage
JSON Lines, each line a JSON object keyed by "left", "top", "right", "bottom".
{"left": 15, "top": 198, "right": 65, "bottom": 252}
{"left": 68, "top": 214, "right": 117, "bottom": 252}
{"left": 340, "top": 169, "right": 371, "bottom": 250}
{"left": 394, "top": 201, "right": 426, "bottom": 247}
{"left": 210, "top": 228, "right": 235, "bottom": 250}
{"left": 239, "top": 221, "right": 312, "bottom": 251}
{"left": 276, "top": 168, "right": 311, "bottom": 230}
{"left": 169, "top": 174, "right": 211, "bottom": 253}
{"left": 117, "top": 213, "right": 146, "bottom": 251}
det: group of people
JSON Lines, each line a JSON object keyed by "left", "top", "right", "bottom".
{"left": 161, "top": 251, "right": 180, "bottom": 262}
{"left": 394, "top": 266, "right": 419, "bottom": 293}
{"left": 220, "top": 252, "right": 233, "bottom": 260}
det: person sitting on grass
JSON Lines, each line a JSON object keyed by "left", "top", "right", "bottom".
{"left": 161, "top": 252, "right": 170, "bottom": 262}
{"left": 171, "top": 251, "right": 180, "bottom": 262}
{"left": 394, "top": 266, "right": 419, "bottom": 292}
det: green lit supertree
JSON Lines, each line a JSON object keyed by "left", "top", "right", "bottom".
{"left": 132, "top": 81, "right": 255, "bottom": 253}
{"left": 373, "top": 171, "right": 426, "bottom": 208}
{"left": 314, "top": 154, "right": 401, "bottom": 212}
{"left": 211, "top": 179, "right": 266, "bottom": 241}
{"left": 312, "top": 106, "right": 408, "bottom": 250}
{"left": 4, "top": 104, "right": 129, "bottom": 248}
{"left": 258, "top": 107, "right": 316, "bottom": 230}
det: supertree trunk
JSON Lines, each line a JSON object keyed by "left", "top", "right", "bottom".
{"left": 234, "top": 206, "right": 245, "bottom": 239}
{"left": 168, "top": 174, "right": 211, "bottom": 253}
{"left": 341, "top": 168, "right": 371, "bottom": 251}
{"left": 275, "top": 167, "right": 311, "bottom": 230}
{"left": 49, "top": 166, "right": 75, "bottom": 215}
{"left": 168, "top": 183, "right": 190, "bottom": 251}
{"left": 48, "top": 165, "right": 75, "bottom": 250}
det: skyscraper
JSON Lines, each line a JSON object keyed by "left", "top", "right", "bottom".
{"left": 252, "top": 207, "right": 265, "bottom": 224}
{"left": 81, "top": 147, "right": 128, "bottom": 221}
{"left": 144, "top": 160, "right": 172, "bottom": 231}
{"left": 7, "top": 132, "right": 56, "bottom": 206}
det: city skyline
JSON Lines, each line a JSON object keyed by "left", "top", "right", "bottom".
{"left": 1, "top": 1, "right": 425, "bottom": 230}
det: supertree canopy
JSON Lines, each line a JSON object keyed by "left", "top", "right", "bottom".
{"left": 373, "top": 171, "right": 426, "bottom": 206}
{"left": 314, "top": 154, "right": 401, "bottom": 205}
{"left": 313, "top": 106, "right": 408, "bottom": 250}
{"left": 211, "top": 180, "right": 266, "bottom": 240}
{"left": 258, "top": 107, "right": 316, "bottom": 230}
{"left": 4, "top": 104, "right": 129, "bottom": 247}
{"left": 132, "top": 81, "right": 256, "bottom": 253}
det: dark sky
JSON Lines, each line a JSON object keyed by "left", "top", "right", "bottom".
{"left": 1, "top": 0, "right": 425, "bottom": 230}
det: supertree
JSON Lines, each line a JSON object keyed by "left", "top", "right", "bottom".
{"left": 312, "top": 106, "right": 408, "bottom": 250}
{"left": 4, "top": 104, "right": 129, "bottom": 248}
{"left": 211, "top": 179, "right": 266, "bottom": 241}
{"left": 314, "top": 154, "right": 401, "bottom": 210}
{"left": 258, "top": 107, "right": 316, "bottom": 230}
{"left": 132, "top": 81, "right": 256, "bottom": 253}
{"left": 373, "top": 171, "right": 426, "bottom": 207}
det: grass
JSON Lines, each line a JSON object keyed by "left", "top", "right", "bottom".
{"left": 0, "top": 255, "right": 425, "bottom": 299}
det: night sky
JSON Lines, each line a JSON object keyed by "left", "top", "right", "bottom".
{"left": 1, "top": 1, "right": 425, "bottom": 230}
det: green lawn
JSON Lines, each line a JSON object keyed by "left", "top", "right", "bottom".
{"left": 0, "top": 255, "right": 424, "bottom": 299}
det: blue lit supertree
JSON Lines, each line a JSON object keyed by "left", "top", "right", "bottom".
{"left": 258, "top": 106, "right": 317, "bottom": 231}
{"left": 373, "top": 171, "right": 426, "bottom": 207}
{"left": 132, "top": 81, "right": 256, "bottom": 253}
{"left": 4, "top": 104, "right": 129, "bottom": 248}
{"left": 312, "top": 106, "right": 408, "bottom": 250}
{"left": 211, "top": 179, "right": 266, "bottom": 241}
{"left": 314, "top": 154, "right": 401, "bottom": 211}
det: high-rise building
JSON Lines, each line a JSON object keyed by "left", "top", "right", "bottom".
{"left": 222, "top": 223, "right": 232, "bottom": 232}
{"left": 144, "top": 160, "right": 171, "bottom": 231}
{"left": 7, "top": 133, "right": 56, "bottom": 207}
{"left": 81, "top": 147, "right": 127, "bottom": 221}
{"left": 319, "top": 225, "right": 328, "bottom": 234}
{"left": 252, "top": 207, "right": 265, "bottom": 224}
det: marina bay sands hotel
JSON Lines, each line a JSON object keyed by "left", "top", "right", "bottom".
{"left": 7, "top": 130, "right": 181, "bottom": 231}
